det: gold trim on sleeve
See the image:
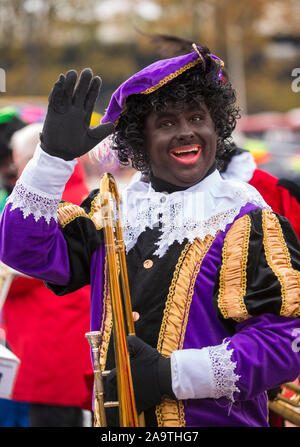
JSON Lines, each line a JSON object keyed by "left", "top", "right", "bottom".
{"left": 262, "top": 209, "right": 300, "bottom": 317}
{"left": 156, "top": 235, "right": 216, "bottom": 427}
{"left": 89, "top": 192, "right": 104, "bottom": 230}
{"left": 57, "top": 194, "right": 104, "bottom": 230}
{"left": 217, "top": 214, "right": 251, "bottom": 322}
{"left": 57, "top": 203, "right": 89, "bottom": 228}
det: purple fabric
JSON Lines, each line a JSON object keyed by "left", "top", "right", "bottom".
{"left": 0, "top": 204, "right": 70, "bottom": 285}
{"left": 90, "top": 245, "right": 106, "bottom": 333}
{"left": 2, "top": 198, "right": 299, "bottom": 426}
{"left": 180, "top": 203, "right": 267, "bottom": 426}
{"left": 180, "top": 203, "right": 300, "bottom": 426}
{"left": 230, "top": 314, "right": 300, "bottom": 400}
{"left": 101, "top": 51, "right": 200, "bottom": 125}
{"left": 182, "top": 203, "right": 258, "bottom": 350}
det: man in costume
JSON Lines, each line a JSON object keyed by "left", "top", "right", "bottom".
{"left": 0, "top": 44, "right": 300, "bottom": 427}
{"left": 133, "top": 33, "right": 300, "bottom": 241}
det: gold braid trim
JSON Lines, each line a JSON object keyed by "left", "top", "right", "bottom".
{"left": 262, "top": 209, "right": 300, "bottom": 317}
{"left": 57, "top": 192, "right": 104, "bottom": 230}
{"left": 156, "top": 235, "right": 216, "bottom": 427}
{"left": 217, "top": 214, "right": 252, "bottom": 322}
{"left": 58, "top": 201, "right": 71, "bottom": 208}
{"left": 88, "top": 192, "right": 104, "bottom": 230}
{"left": 57, "top": 203, "right": 89, "bottom": 228}
{"left": 114, "top": 59, "right": 201, "bottom": 126}
{"left": 140, "top": 59, "right": 200, "bottom": 96}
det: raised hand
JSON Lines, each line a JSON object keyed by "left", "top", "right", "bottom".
{"left": 40, "top": 68, "right": 114, "bottom": 160}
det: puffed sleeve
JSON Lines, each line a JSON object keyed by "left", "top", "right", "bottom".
{"left": 215, "top": 208, "right": 300, "bottom": 401}
{"left": 214, "top": 207, "right": 300, "bottom": 325}
{"left": 46, "top": 191, "right": 104, "bottom": 295}
{"left": 171, "top": 208, "right": 300, "bottom": 403}
{"left": 0, "top": 146, "right": 103, "bottom": 294}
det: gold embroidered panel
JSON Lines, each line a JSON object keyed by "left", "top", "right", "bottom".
{"left": 156, "top": 235, "right": 216, "bottom": 427}
{"left": 217, "top": 214, "right": 251, "bottom": 322}
{"left": 57, "top": 196, "right": 103, "bottom": 230}
{"left": 57, "top": 203, "right": 89, "bottom": 228}
{"left": 262, "top": 209, "right": 300, "bottom": 317}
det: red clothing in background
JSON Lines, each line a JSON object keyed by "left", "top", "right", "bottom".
{"left": 249, "top": 168, "right": 300, "bottom": 240}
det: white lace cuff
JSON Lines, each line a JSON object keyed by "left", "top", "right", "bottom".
{"left": 7, "top": 181, "right": 61, "bottom": 223}
{"left": 170, "top": 340, "right": 240, "bottom": 402}
{"left": 207, "top": 340, "right": 240, "bottom": 401}
{"left": 6, "top": 145, "right": 77, "bottom": 223}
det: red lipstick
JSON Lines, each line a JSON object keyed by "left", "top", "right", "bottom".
{"left": 169, "top": 145, "right": 202, "bottom": 165}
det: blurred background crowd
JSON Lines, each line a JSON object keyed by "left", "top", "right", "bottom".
{"left": 0, "top": 0, "right": 299, "bottom": 428}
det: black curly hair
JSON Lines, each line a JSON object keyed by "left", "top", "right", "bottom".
{"left": 113, "top": 45, "right": 240, "bottom": 173}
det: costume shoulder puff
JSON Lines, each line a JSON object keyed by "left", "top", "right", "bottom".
{"left": 47, "top": 189, "right": 103, "bottom": 295}
{"left": 215, "top": 207, "right": 300, "bottom": 324}
{"left": 57, "top": 189, "right": 102, "bottom": 230}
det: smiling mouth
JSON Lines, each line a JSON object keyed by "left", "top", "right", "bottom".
{"left": 169, "top": 145, "right": 202, "bottom": 165}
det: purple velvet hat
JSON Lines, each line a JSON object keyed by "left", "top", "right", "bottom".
{"left": 101, "top": 48, "right": 205, "bottom": 127}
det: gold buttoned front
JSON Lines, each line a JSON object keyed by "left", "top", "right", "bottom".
{"left": 143, "top": 259, "right": 153, "bottom": 269}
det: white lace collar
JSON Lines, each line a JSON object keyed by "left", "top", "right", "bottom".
{"left": 120, "top": 170, "right": 268, "bottom": 257}
{"left": 220, "top": 151, "right": 256, "bottom": 183}
{"left": 8, "top": 147, "right": 266, "bottom": 258}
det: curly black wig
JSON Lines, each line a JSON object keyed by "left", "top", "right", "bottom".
{"left": 113, "top": 45, "right": 240, "bottom": 173}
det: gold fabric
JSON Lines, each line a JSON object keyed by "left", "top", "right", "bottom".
{"left": 217, "top": 214, "right": 251, "bottom": 322}
{"left": 57, "top": 203, "right": 89, "bottom": 228}
{"left": 89, "top": 192, "right": 104, "bottom": 230}
{"left": 262, "top": 209, "right": 300, "bottom": 317}
{"left": 57, "top": 195, "right": 103, "bottom": 230}
{"left": 156, "top": 235, "right": 216, "bottom": 427}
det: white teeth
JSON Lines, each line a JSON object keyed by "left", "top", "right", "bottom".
{"left": 173, "top": 147, "right": 199, "bottom": 155}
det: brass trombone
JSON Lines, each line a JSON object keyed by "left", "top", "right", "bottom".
{"left": 268, "top": 380, "right": 300, "bottom": 426}
{"left": 86, "top": 173, "right": 144, "bottom": 427}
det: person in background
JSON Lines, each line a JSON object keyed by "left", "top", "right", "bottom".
{"left": 0, "top": 123, "right": 94, "bottom": 427}
{"left": 0, "top": 107, "right": 24, "bottom": 212}
{"left": 0, "top": 137, "right": 18, "bottom": 213}
{"left": 219, "top": 143, "right": 300, "bottom": 241}
{"left": 0, "top": 107, "right": 29, "bottom": 427}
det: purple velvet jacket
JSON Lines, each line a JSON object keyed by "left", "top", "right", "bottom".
{"left": 1, "top": 194, "right": 300, "bottom": 427}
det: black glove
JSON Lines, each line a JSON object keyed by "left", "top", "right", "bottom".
{"left": 40, "top": 68, "right": 114, "bottom": 161}
{"left": 105, "top": 335, "right": 176, "bottom": 414}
